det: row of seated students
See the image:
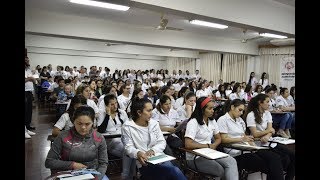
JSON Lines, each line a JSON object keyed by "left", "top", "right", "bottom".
{"left": 46, "top": 83, "right": 295, "bottom": 179}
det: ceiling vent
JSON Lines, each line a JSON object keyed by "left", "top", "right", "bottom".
{"left": 270, "top": 38, "right": 295, "bottom": 46}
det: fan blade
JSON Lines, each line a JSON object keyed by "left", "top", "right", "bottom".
{"left": 165, "top": 27, "right": 184, "bottom": 31}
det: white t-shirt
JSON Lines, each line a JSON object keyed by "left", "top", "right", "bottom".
{"left": 54, "top": 113, "right": 74, "bottom": 130}
{"left": 174, "top": 97, "right": 184, "bottom": 110}
{"left": 286, "top": 95, "right": 295, "bottom": 106}
{"left": 87, "top": 99, "right": 99, "bottom": 114}
{"left": 97, "top": 109, "right": 128, "bottom": 134}
{"left": 185, "top": 118, "right": 220, "bottom": 160}
{"left": 259, "top": 79, "right": 269, "bottom": 89}
{"left": 117, "top": 94, "right": 131, "bottom": 111}
{"left": 275, "top": 95, "right": 289, "bottom": 107}
{"left": 25, "top": 68, "right": 34, "bottom": 91}
{"left": 217, "top": 113, "right": 246, "bottom": 157}
{"left": 176, "top": 104, "right": 195, "bottom": 121}
{"left": 246, "top": 111, "right": 272, "bottom": 132}
{"left": 152, "top": 108, "right": 180, "bottom": 127}
{"left": 196, "top": 89, "right": 208, "bottom": 98}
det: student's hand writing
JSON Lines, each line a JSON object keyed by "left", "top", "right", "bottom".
{"left": 137, "top": 151, "right": 148, "bottom": 166}
{"left": 168, "top": 127, "right": 176, "bottom": 133}
{"left": 72, "top": 162, "right": 87, "bottom": 170}
{"left": 145, "top": 149, "right": 155, "bottom": 157}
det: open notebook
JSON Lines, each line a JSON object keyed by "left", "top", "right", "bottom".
{"left": 56, "top": 173, "right": 94, "bottom": 180}
{"left": 147, "top": 153, "right": 176, "bottom": 164}
{"left": 230, "top": 142, "right": 269, "bottom": 150}
{"left": 270, "top": 137, "right": 295, "bottom": 145}
{"left": 193, "top": 148, "right": 229, "bottom": 160}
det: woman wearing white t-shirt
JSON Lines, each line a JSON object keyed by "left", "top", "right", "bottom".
{"left": 245, "top": 94, "right": 295, "bottom": 180}
{"left": 228, "top": 83, "right": 245, "bottom": 101}
{"left": 184, "top": 97, "right": 238, "bottom": 179}
{"left": 196, "top": 82, "right": 208, "bottom": 99}
{"left": 152, "top": 95, "right": 182, "bottom": 150}
{"left": 258, "top": 72, "right": 269, "bottom": 89}
{"left": 247, "top": 72, "right": 257, "bottom": 89}
{"left": 174, "top": 86, "right": 190, "bottom": 110}
{"left": 75, "top": 85, "right": 100, "bottom": 125}
{"left": 217, "top": 99, "right": 285, "bottom": 180}
{"left": 52, "top": 95, "right": 87, "bottom": 137}
{"left": 121, "top": 98, "right": 186, "bottom": 180}
{"left": 276, "top": 87, "right": 295, "bottom": 136}
{"left": 177, "top": 92, "right": 196, "bottom": 121}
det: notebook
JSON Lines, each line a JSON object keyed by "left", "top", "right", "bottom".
{"left": 147, "top": 153, "right": 176, "bottom": 164}
{"left": 57, "top": 173, "right": 94, "bottom": 180}
{"left": 193, "top": 148, "right": 229, "bottom": 160}
{"left": 231, "top": 142, "right": 269, "bottom": 150}
{"left": 270, "top": 137, "right": 295, "bottom": 145}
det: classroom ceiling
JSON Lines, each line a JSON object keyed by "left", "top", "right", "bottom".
{"left": 25, "top": 0, "right": 295, "bottom": 52}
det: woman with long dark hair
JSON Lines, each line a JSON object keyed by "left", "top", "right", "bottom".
{"left": 184, "top": 97, "right": 238, "bottom": 179}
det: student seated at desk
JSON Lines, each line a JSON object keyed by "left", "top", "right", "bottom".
{"left": 52, "top": 95, "right": 87, "bottom": 137}
{"left": 121, "top": 97, "right": 186, "bottom": 180}
{"left": 45, "top": 106, "right": 109, "bottom": 180}
{"left": 97, "top": 93, "right": 135, "bottom": 179}
{"left": 152, "top": 95, "right": 182, "bottom": 151}
{"left": 266, "top": 88, "right": 293, "bottom": 138}
{"left": 275, "top": 87, "right": 295, "bottom": 131}
{"left": 245, "top": 94, "right": 295, "bottom": 180}
{"left": 176, "top": 92, "right": 196, "bottom": 121}
{"left": 184, "top": 97, "right": 238, "bottom": 180}
{"left": 217, "top": 99, "right": 285, "bottom": 180}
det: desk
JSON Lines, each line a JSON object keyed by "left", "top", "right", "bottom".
{"left": 221, "top": 142, "right": 269, "bottom": 152}
{"left": 102, "top": 131, "right": 172, "bottom": 139}
{"left": 44, "top": 170, "right": 95, "bottom": 180}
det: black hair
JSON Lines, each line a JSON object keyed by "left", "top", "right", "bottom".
{"left": 130, "top": 97, "right": 152, "bottom": 121}
{"left": 67, "top": 95, "right": 87, "bottom": 118}
{"left": 178, "top": 86, "right": 189, "bottom": 98}
{"left": 71, "top": 106, "right": 95, "bottom": 124}
{"left": 279, "top": 87, "right": 288, "bottom": 95}
{"left": 156, "top": 95, "right": 171, "bottom": 114}
{"left": 260, "top": 72, "right": 267, "bottom": 85}
{"left": 97, "top": 93, "right": 123, "bottom": 133}
{"left": 183, "top": 92, "right": 196, "bottom": 105}
{"left": 189, "top": 97, "right": 214, "bottom": 125}
{"left": 244, "top": 94, "right": 269, "bottom": 124}
{"left": 222, "top": 99, "right": 245, "bottom": 115}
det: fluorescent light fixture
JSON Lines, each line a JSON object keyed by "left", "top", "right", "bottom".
{"left": 260, "top": 33, "right": 287, "bottom": 39}
{"left": 189, "top": 20, "right": 228, "bottom": 29}
{"left": 69, "top": 0, "right": 130, "bottom": 11}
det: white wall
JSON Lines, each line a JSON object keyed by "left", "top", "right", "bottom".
{"left": 27, "top": 47, "right": 166, "bottom": 72}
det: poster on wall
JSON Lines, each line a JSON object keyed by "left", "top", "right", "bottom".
{"left": 280, "top": 56, "right": 295, "bottom": 88}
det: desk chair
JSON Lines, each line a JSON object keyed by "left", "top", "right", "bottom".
{"left": 175, "top": 130, "right": 218, "bottom": 180}
{"left": 106, "top": 153, "right": 122, "bottom": 176}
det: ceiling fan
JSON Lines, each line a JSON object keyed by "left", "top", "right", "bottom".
{"left": 154, "top": 13, "right": 184, "bottom": 31}
{"left": 241, "top": 29, "right": 263, "bottom": 43}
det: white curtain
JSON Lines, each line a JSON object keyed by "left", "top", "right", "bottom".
{"left": 259, "top": 46, "right": 295, "bottom": 87}
{"left": 166, "top": 57, "right": 196, "bottom": 75}
{"left": 199, "top": 53, "right": 221, "bottom": 85}
{"left": 221, "top": 53, "right": 248, "bottom": 83}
